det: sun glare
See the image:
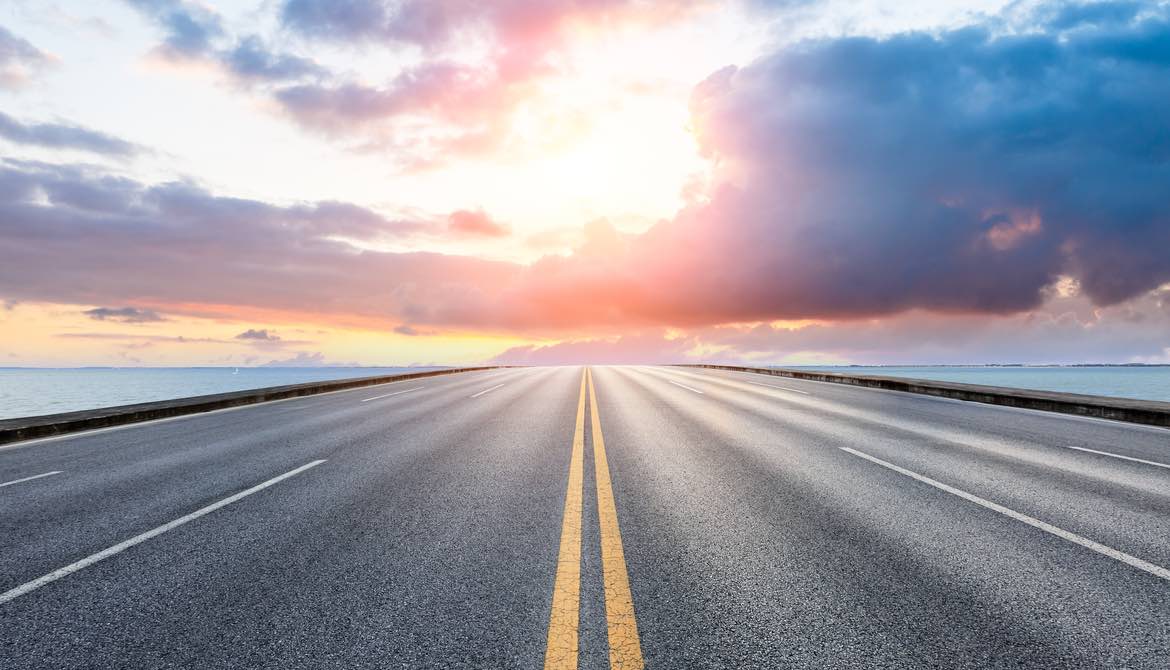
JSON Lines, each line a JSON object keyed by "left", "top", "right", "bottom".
{"left": 454, "top": 17, "right": 746, "bottom": 250}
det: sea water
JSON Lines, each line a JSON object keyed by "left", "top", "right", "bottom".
{"left": 0, "top": 367, "right": 439, "bottom": 420}
{"left": 1, "top": 365, "right": 1167, "bottom": 421}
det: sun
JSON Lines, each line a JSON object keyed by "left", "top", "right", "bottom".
{"left": 446, "top": 16, "right": 753, "bottom": 253}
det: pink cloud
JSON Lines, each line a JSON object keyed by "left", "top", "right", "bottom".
{"left": 447, "top": 209, "right": 511, "bottom": 238}
{"left": 269, "top": 0, "right": 705, "bottom": 161}
{"left": 5, "top": 3, "right": 1170, "bottom": 364}
{"left": 493, "top": 291, "right": 1170, "bottom": 366}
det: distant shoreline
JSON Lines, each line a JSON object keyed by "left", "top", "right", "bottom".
{"left": 0, "top": 365, "right": 451, "bottom": 371}
{"left": 2, "top": 365, "right": 1169, "bottom": 417}
{"left": 1, "top": 363, "right": 1168, "bottom": 370}
{"left": 789, "top": 363, "right": 1170, "bottom": 368}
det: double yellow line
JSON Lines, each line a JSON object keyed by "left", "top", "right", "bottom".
{"left": 545, "top": 368, "right": 644, "bottom": 670}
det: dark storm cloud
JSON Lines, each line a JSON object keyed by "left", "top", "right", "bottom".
{"left": 466, "top": 1, "right": 1170, "bottom": 329}
{"left": 663, "top": 1, "right": 1170, "bottom": 318}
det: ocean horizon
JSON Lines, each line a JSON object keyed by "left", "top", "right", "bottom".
{"left": 2, "top": 364, "right": 1168, "bottom": 421}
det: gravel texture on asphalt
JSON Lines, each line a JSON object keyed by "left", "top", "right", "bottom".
{"left": 2, "top": 365, "right": 1169, "bottom": 668}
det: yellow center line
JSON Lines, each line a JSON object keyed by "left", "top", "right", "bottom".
{"left": 588, "top": 367, "right": 645, "bottom": 670}
{"left": 544, "top": 368, "right": 587, "bottom": 670}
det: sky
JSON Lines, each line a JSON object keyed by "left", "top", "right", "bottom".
{"left": 1, "top": 0, "right": 1169, "bottom": 367}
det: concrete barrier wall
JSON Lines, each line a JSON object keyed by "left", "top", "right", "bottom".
{"left": 681, "top": 364, "right": 1170, "bottom": 429}
{"left": 0, "top": 367, "right": 506, "bottom": 446}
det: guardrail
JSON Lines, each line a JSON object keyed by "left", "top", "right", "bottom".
{"left": 680, "top": 364, "right": 1170, "bottom": 428}
{"left": 0, "top": 367, "right": 506, "bottom": 446}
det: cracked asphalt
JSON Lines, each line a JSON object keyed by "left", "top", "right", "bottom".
{"left": 2, "top": 365, "right": 1170, "bottom": 668}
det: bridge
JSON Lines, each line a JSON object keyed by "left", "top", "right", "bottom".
{"left": 2, "top": 366, "right": 1169, "bottom": 668}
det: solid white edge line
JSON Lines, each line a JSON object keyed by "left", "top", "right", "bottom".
{"left": 0, "top": 459, "right": 326, "bottom": 605}
{"left": 1067, "top": 446, "right": 1170, "bottom": 470}
{"left": 667, "top": 380, "right": 704, "bottom": 394}
{"left": 744, "top": 380, "right": 810, "bottom": 395}
{"left": 0, "top": 470, "right": 63, "bottom": 489}
{"left": 470, "top": 383, "right": 505, "bottom": 398}
{"left": 840, "top": 447, "right": 1170, "bottom": 582}
{"left": 710, "top": 367, "right": 1170, "bottom": 435}
{"left": 2, "top": 369, "right": 509, "bottom": 451}
{"left": 360, "top": 386, "right": 424, "bottom": 402}
{"left": 0, "top": 382, "right": 418, "bottom": 451}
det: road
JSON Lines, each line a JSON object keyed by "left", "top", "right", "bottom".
{"left": 2, "top": 365, "right": 1169, "bottom": 669}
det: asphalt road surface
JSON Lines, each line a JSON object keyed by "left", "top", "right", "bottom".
{"left": 2, "top": 366, "right": 1169, "bottom": 669}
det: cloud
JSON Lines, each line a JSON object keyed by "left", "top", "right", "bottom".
{"left": 1035, "top": 0, "right": 1145, "bottom": 29}
{"left": 662, "top": 4, "right": 1170, "bottom": 319}
{"left": 235, "top": 328, "right": 280, "bottom": 341}
{"left": 261, "top": 351, "right": 327, "bottom": 366}
{"left": 272, "top": 0, "right": 701, "bottom": 162}
{"left": 83, "top": 306, "right": 166, "bottom": 323}
{"left": 4, "top": 1, "right": 1170, "bottom": 345}
{"left": 0, "top": 24, "right": 51, "bottom": 88}
{"left": 55, "top": 327, "right": 316, "bottom": 352}
{"left": 271, "top": 61, "right": 521, "bottom": 165}
{"left": 122, "top": 0, "right": 702, "bottom": 165}
{"left": 221, "top": 35, "right": 327, "bottom": 83}
{"left": 124, "top": 0, "right": 224, "bottom": 58}
{"left": 447, "top": 209, "right": 510, "bottom": 238}
{"left": 124, "top": 0, "right": 223, "bottom": 56}
{"left": 272, "top": 62, "right": 471, "bottom": 128}
{"left": 279, "top": 0, "right": 697, "bottom": 50}
{"left": 493, "top": 289, "right": 1170, "bottom": 365}
{"left": 56, "top": 332, "right": 231, "bottom": 344}
{"left": 472, "top": 0, "right": 1170, "bottom": 329}
{"left": 393, "top": 324, "right": 437, "bottom": 336}
{"left": 278, "top": 0, "right": 390, "bottom": 43}
{"left": 125, "top": 1, "right": 324, "bottom": 84}
{"left": 414, "top": 0, "right": 1170, "bottom": 331}
{"left": 0, "top": 111, "right": 140, "bottom": 157}
{"left": 0, "top": 159, "right": 515, "bottom": 328}
{"left": 493, "top": 332, "right": 697, "bottom": 365}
